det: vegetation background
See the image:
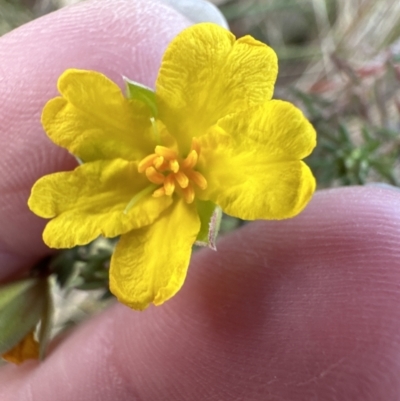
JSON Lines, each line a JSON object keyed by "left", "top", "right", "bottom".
{"left": 1, "top": 0, "right": 400, "bottom": 330}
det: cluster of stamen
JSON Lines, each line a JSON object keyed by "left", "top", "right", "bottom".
{"left": 138, "top": 138, "right": 207, "bottom": 204}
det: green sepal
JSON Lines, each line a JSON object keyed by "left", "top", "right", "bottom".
{"left": 37, "top": 278, "right": 53, "bottom": 360}
{"left": 75, "top": 281, "right": 109, "bottom": 290}
{"left": 0, "top": 279, "right": 35, "bottom": 310}
{"left": 74, "top": 155, "right": 84, "bottom": 165}
{"left": 124, "top": 77, "right": 158, "bottom": 118}
{"left": 50, "top": 247, "right": 81, "bottom": 288}
{"left": 195, "top": 200, "right": 222, "bottom": 250}
{"left": 0, "top": 278, "right": 46, "bottom": 355}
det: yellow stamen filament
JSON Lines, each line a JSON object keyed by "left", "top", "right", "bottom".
{"left": 124, "top": 184, "right": 158, "bottom": 214}
{"left": 155, "top": 146, "right": 177, "bottom": 160}
{"left": 174, "top": 171, "right": 189, "bottom": 188}
{"left": 150, "top": 117, "right": 160, "bottom": 144}
{"left": 145, "top": 167, "right": 165, "bottom": 185}
{"left": 164, "top": 174, "right": 175, "bottom": 196}
{"left": 191, "top": 137, "right": 201, "bottom": 156}
{"left": 138, "top": 137, "right": 207, "bottom": 204}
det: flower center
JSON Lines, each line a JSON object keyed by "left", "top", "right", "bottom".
{"left": 138, "top": 138, "right": 207, "bottom": 204}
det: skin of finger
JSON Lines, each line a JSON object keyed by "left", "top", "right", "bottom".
{"left": 1, "top": 187, "right": 400, "bottom": 401}
{"left": 0, "top": 0, "right": 191, "bottom": 281}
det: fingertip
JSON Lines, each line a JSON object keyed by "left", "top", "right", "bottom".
{"left": 3, "top": 187, "right": 400, "bottom": 400}
{"left": 0, "top": 0, "right": 191, "bottom": 277}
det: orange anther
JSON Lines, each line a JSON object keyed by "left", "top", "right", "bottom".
{"left": 155, "top": 146, "right": 177, "bottom": 160}
{"left": 182, "top": 184, "right": 195, "bottom": 204}
{"left": 154, "top": 156, "right": 165, "bottom": 169}
{"left": 174, "top": 171, "right": 189, "bottom": 188}
{"left": 182, "top": 150, "right": 198, "bottom": 169}
{"left": 138, "top": 154, "right": 158, "bottom": 173}
{"left": 186, "top": 170, "right": 207, "bottom": 190}
{"left": 164, "top": 174, "right": 175, "bottom": 196}
{"left": 145, "top": 167, "right": 165, "bottom": 185}
{"left": 141, "top": 139, "right": 205, "bottom": 203}
{"left": 169, "top": 159, "right": 180, "bottom": 173}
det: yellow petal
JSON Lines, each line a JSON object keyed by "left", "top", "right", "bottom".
{"left": 197, "top": 130, "right": 316, "bottom": 220}
{"left": 2, "top": 331, "right": 39, "bottom": 365}
{"left": 217, "top": 100, "right": 317, "bottom": 161}
{"left": 28, "top": 159, "right": 173, "bottom": 248}
{"left": 109, "top": 199, "right": 201, "bottom": 310}
{"left": 42, "top": 69, "right": 154, "bottom": 162}
{"left": 156, "top": 23, "right": 278, "bottom": 152}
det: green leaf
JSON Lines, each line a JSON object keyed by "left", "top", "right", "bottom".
{"left": 338, "top": 123, "right": 352, "bottom": 144}
{"left": 195, "top": 200, "right": 222, "bottom": 250}
{"left": 0, "top": 278, "right": 46, "bottom": 355}
{"left": 50, "top": 248, "right": 80, "bottom": 288}
{"left": 0, "top": 279, "right": 36, "bottom": 310}
{"left": 38, "top": 278, "right": 54, "bottom": 360}
{"left": 124, "top": 77, "right": 158, "bottom": 117}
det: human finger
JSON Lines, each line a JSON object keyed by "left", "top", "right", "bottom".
{"left": 1, "top": 186, "right": 400, "bottom": 400}
{"left": 0, "top": 0, "right": 191, "bottom": 280}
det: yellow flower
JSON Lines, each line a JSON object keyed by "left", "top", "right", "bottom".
{"left": 28, "top": 23, "right": 316, "bottom": 310}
